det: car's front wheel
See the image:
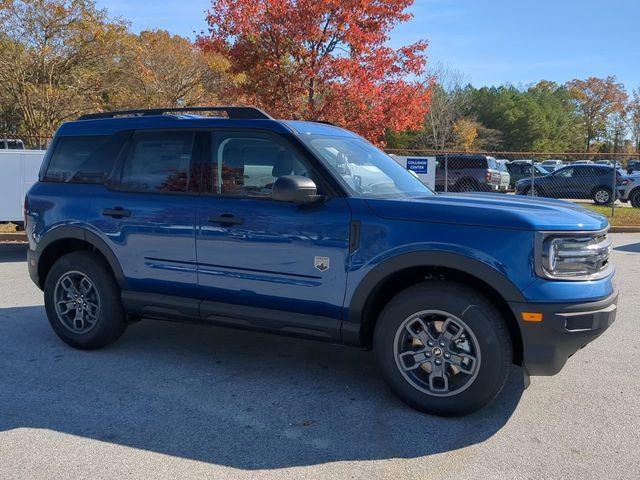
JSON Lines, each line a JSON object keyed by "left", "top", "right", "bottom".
{"left": 374, "top": 281, "right": 512, "bottom": 416}
{"left": 630, "top": 189, "right": 640, "bottom": 208}
{"left": 44, "top": 251, "right": 127, "bottom": 349}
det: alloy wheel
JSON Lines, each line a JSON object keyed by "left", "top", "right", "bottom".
{"left": 594, "top": 189, "right": 611, "bottom": 204}
{"left": 393, "top": 310, "right": 481, "bottom": 397}
{"left": 54, "top": 271, "right": 102, "bottom": 334}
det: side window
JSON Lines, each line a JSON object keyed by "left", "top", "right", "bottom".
{"left": 116, "top": 131, "right": 196, "bottom": 193}
{"left": 211, "top": 132, "right": 309, "bottom": 197}
{"left": 556, "top": 168, "right": 574, "bottom": 178}
{"left": 44, "top": 135, "right": 113, "bottom": 183}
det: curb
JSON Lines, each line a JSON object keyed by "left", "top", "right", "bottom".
{"left": 0, "top": 232, "right": 27, "bottom": 243}
{"left": 609, "top": 226, "right": 640, "bottom": 233}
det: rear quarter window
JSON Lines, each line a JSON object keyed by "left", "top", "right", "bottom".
{"left": 44, "top": 135, "right": 117, "bottom": 184}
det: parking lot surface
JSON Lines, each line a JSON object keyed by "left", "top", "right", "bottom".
{"left": 1, "top": 235, "right": 639, "bottom": 480}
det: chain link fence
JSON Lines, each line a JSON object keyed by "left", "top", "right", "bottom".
{"left": 3, "top": 132, "right": 640, "bottom": 216}
{"left": 386, "top": 149, "right": 640, "bottom": 217}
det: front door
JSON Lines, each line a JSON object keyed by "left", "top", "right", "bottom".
{"left": 196, "top": 130, "right": 351, "bottom": 340}
{"left": 545, "top": 167, "right": 576, "bottom": 198}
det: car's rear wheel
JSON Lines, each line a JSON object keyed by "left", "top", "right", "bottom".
{"left": 630, "top": 189, "right": 640, "bottom": 208}
{"left": 44, "top": 251, "right": 127, "bottom": 349}
{"left": 374, "top": 281, "right": 512, "bottom": 416}
{"left": 524, "top": 185, "right": 542, "bottom": 197}
{"left": 593, "top": 187, "right": 613, "bottom": 205}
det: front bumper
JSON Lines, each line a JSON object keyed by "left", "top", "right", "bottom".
{"left": 509, "top": 291, "right": 618, "bottom": 376}
{"left": 617, "top": 188, "right": 628, "bottom": 200}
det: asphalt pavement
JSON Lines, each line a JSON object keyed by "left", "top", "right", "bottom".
{"left": 0, "top": 235, "right": 639, "bottom": 480}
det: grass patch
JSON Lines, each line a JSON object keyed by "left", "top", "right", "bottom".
{"left": 584, "top": 205, "right": 640, "bottom": 226}
{"left": 0, "top": 222, "right": 20, "bottom": 233}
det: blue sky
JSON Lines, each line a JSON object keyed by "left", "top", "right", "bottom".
{"left": 96, "top": 0, "right": 640, "bottom": 91}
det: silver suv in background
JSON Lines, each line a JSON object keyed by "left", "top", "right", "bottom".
{"left": 434, "top": 154, "right": 502, "bottom": 192}
{"left": 617, "top": 173, "right": 640, "bottom": 208}
{"left": 496, "top": 159, "right": 511, "bottom": 192}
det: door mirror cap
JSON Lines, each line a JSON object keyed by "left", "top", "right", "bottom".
{"left": 272, "top": 175, "right": 324, "bottom": 204}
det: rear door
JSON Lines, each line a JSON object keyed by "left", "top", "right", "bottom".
{"left": 87, "top": 129, "right": 204, "bottom": 301}
{"left": 195, "top": 130, "right": 351, "bottom": 339}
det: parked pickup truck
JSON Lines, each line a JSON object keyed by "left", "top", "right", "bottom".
{"left": 25, "top": 106, "right": 617, "bottom": 416}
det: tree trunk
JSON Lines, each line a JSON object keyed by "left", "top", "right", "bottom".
{"left": 308, "top": 78, "right": 316, "bottom": 118}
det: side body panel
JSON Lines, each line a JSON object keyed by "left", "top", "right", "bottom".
{"left": 341, "top": 197, "right": 615, "bottom": 343}
{"left": 85, "top": 186, "right": 198, "bottom": 298}
{"left": 196, "top": 195, "right": 351, "bottom": 340}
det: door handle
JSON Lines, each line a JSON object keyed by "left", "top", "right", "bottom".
{"left": 102, "top": 207, "right": 131, "bottom": 218}
{"left": 208, "top": 214, "right": 243, "bottom": 226}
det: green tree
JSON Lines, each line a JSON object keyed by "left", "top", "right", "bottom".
{"left": 467, "top": 82, "right": 580, "bottom": 152}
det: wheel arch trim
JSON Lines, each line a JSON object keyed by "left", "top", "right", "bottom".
{"left": 342, "top": 250, "right": 526, "bottom": 345}
{"left": 35, "top": 226, "right": 127, "bottom": 290}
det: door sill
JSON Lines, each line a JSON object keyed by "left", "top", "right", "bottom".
{"left": 121, "top": 291, "right": 342, "bottom": 342}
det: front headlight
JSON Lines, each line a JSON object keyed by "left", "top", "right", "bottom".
{"left": 535, "top": 230, "right": 613, "bottom": 280}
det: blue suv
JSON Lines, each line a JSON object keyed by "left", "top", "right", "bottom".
{"left": 24, "top": 107, "right": 617, "bottom": 416}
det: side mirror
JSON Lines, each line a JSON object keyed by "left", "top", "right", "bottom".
{"left": 272, "top": 175, "right": 324, "bottom": 204}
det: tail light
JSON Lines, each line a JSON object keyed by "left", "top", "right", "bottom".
{"left": 485, "top": 171, "right": 492, "bottom": 182}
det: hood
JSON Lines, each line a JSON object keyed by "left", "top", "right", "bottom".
{"left": 364, "top": 193, "right": 609, "bottom": 231}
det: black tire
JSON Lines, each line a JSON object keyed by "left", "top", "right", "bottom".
{"left": 523, "top": 185, "right": 542, "bottom": 197}
{"left": 44, "top": 251, "right": 127, "bottom": 349}
{"left": 592, "top": 187, "right": 613, "bottom": 205}
{"left": 630, "top": 189, "right": 640, "bottom": 208}
{"left": 373, "top": 281, "right": 512, "bottom": 416}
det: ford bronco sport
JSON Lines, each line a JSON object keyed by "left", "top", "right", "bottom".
{"left": 24, "top": 107, "right": 617, "bottom": 416}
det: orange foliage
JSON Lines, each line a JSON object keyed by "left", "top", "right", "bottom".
{"left": 196, "top": 0, "right": 431, "bottom": 144}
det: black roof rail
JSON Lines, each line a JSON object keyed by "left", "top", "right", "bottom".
{"left": 313, "top": 120, "right": 337, "bottom": 126}
{"left": 78, "top": 106, "right": 273, "bottom": 121}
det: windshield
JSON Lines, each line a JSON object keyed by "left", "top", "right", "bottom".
{"left": 301, "top": 135, "right": 434, "bottom": 199}
{"left": 535, "top": 165, "right": 549, "bottom": 175}
{"left": 497, "top": 162, "right": 508, "bottom": 172}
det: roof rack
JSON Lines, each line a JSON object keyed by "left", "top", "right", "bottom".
{"left": 78, "top": 106, "right": 273, "bottom": 121}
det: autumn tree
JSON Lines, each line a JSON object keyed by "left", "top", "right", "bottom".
{"left": 110, "top": 30, "right": 242, "bottom": 110}
{"left": 0, "top": 0, "right": 130, "bottom": 140}
{"left": 197, "top": 0, "right": 430, "bottom": 143}
{"left": 421, "top": 63, "right": 470, "bottom": 149}
{"left": 452, "top": 118, "right": 478, "bottom": 151}
{"left": 566, "top": 76, "right": 627, "bottom": 151}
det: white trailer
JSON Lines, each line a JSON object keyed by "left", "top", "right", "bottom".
{"left": 0, "top": 149, "right": 46, "bottom": 223}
